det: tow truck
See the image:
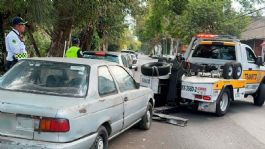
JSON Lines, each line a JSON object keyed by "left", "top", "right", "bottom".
{"left": 141, "top": 34, "right": 265, "bottom": 116}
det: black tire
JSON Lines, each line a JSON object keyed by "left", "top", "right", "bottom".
{"left": 216, "top": 88, "right": 231, "bottom": 116}
{"left": 139, "top": 102, "right": 153, "bottom": 130}
{"left": 141, "top": 62, "right": 170, "bottom": 76}
{"left": 191, "top": 101, "right": 199, "bottom": 111}
{"left": 91, "top": 126, "right": 108, "bottom": 149}
{"left": 232, "top": 62, "right": 242, "bottom": 79}
{"left": 158, "top": 57, "right": 168, "bottom": 62}
{"left": 254, "top": 84, "right": 265, "bottom": 106}
{"left": 223, "top": 62, "right": 233, "bottom": 79}
{"left": 134, "top": 66, "right": 138, "bottom": 71}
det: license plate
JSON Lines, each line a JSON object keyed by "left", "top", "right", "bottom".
{"left": 0, "top": 113, "right": 16, "bottom": 133}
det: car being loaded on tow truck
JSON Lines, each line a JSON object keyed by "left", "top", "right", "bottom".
{"left": 141, "top": 34, "right": 265, "bottom": 116}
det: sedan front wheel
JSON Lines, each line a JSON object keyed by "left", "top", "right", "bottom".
{"left": 139, "top": 102, "right": 153, "bottom": 130}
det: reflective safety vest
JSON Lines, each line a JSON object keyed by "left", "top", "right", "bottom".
{"left": 15, "top": 52, "right": 28, "bottom": 59}
{"left": 65, "top": 46, "right": 79, "bottom": 58}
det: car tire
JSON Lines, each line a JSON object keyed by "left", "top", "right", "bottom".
{"left": 139, "top": 102, "right": 153, "bottom": 130}
{"left": 216, "top": 88, "right": 231, "bottom": 116}
{"left": 158, "top": 57, "right": 168, "bottom": 62}
{"left": 223, "top": 62, "right": 233, "bottom": 79}
{"left": 254, "top": 84, "right": 265, "bottom": 106}
{"left": 135, "top": 66, "right": 138, "bottom": 71}
{"left": 141, "top": 62, "right": 170, "bottom": 76}
{"left": 232, "top": 62, "right": 242, "bottom": 79}
{"left": 91, "top": 126, "right": 108, "bottom": 149}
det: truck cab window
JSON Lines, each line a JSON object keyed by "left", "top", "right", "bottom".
{"left": 192, "top": 45, "right": 236, "bottom": 60}
{"left": 246, "top": 47, "right": 256, "bottom": 63}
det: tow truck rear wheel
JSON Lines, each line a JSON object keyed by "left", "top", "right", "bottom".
{"left": 216, "top": 88, "right": 231, "bottom": 116}
{"left": 254, "top": 84, "right": 265, "bottom": 106}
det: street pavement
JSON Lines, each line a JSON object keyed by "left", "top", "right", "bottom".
{"left": 109, "top": 54, "right": 265, "bottom": 149}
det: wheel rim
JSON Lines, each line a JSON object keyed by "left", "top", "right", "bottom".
{"left": 236, "top": 67, "right": 242, "bottom": 76}
{"left": 228, "top": 66, "right": 233, "bottom": 76}
{"left": 220, "top": 92, "right": 229, "bottom": 112}
{"left": 97, "top": 136, "right": 104, "bottom": 149}
{"left": 146, "top": 109, "right": 151, "bottom": 128}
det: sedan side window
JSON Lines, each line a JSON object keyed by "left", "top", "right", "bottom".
{"left": 98, "top": 66, "right": 117, "bottom": 95}
{"left": 109, "top": 66, "right": 136, "bottom": 92}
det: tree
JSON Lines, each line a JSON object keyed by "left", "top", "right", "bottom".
{"left": 176, "top": 0, "right": 250, "bottom": 43}
{"left": 0, "top": 0, "right": 53, "bottom": 57}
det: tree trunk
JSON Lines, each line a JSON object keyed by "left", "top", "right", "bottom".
{"left": 48, "top": 19, "right": 73, "bottom": 57}
{"left": 80, "top": 22, "right": 94, "bottom": 51}
{"left": 27, "top": 24, "right": 41, "bottom": 57}
{"left": 0, "top": 12, "right": 6, "bottom": 71}
{"left": 0, "top": 13, "right": 6, "bottom": 53}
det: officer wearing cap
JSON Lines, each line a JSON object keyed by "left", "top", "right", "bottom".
{"left": 5, "top": 16, "right": 28, "bottom": 70}
{"left": 65, "top": 37, "right": 83, "bottom": 58}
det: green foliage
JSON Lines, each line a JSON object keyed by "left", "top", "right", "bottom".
{"left": 136, "top": 0, "right": 253, "bottom": 49}
{"left": 177, "top": 0, "right": 249, "bottom": 43}
{"left": 32, "top": 30, "right": 51, "bottom": 56}
{"left": 135, "top": 0, "right": 188, "bottom": 45}
{"left": 91, "top": 30, "right": 100, "bottom": 51}
{"left": 108, "top": 44, "right": 119, "bottom": 52}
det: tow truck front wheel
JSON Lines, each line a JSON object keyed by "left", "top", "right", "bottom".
{"left": 254, "top": 84, "right": 265, "bottom": 106}
{"left": 216, "top": 88, "right": 231, "bottom": 116}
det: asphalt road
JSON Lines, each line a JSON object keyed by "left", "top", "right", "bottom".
{"left": 109, "top": 54, "right": 265, "bottom": 149}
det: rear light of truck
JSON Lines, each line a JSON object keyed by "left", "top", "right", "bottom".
{"left": 195, "top": 95, "right": 202, "bottom": 99}
{"left": 195, "top": 94, "right": 211, "bottom": 101}
{"left": 203, "top": 96, "right": 211, "bottom": 101}
{"left": 37, "top": 118, "right": 70, "bottom": 132}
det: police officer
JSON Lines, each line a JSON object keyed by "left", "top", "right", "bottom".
{"left": 5, "top": 16, "right": 28, "bottom": 70}
{"left": 65, "top": 37, "right": 83, "bottom": 58}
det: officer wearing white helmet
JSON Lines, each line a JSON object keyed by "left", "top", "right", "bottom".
{"left": 5, "top": 16, "right": 28, "bottom": 70}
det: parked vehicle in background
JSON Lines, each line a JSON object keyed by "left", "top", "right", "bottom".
{"left": 0, "top": 58, "right": 154, "bottom": 149}
{"left": 121, "top": 50, "right": 138, "bottom": 64}
{"left": 83, "top": 51, "right": 137, "bottom": 71}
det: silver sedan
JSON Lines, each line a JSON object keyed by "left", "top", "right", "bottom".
{"left": 0, "top": 57, "right": 154, "bottom": 149}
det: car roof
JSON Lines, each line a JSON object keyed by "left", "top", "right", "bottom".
{"left": 83, "top": 51, "right": 122, "bottom": 56}
{"left": 26, "top": 57, "right": 117, "bottom": 66}
{"left": 121, "top": 50, "right": 136, "bottom": 53}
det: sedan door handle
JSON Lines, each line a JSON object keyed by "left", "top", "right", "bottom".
{"left": 124, "top": 97, "right": 128, "bottom": 102}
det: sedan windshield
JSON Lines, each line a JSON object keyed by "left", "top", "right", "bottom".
{"left": 0, "top": 60, "right": 89, "bottom": 97}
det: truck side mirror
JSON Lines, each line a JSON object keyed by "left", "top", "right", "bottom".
{"left": 256, "top": 56, "right": 263, "bottom": 66}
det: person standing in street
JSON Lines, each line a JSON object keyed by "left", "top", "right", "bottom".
{"left": 65, "top": 37, "right": 83, "bottom": 58}
{"left": 5, "top": 16, "right": 28, "bottom": 70}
